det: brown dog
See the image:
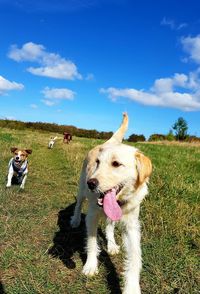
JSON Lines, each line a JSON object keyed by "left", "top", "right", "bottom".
{"left": 63, "top": 132, "right": 72, "bottom": 144}
{"left": 6, "top": 147, "right": 32, "bottom": 189}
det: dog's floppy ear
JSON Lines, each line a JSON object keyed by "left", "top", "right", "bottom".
{"left": 25, "top": 149, "right": 32, "bottom": 154}
{"left": 135, "top": 151, "right": 152, "bottom": 187}
{"left": 11, "top": 147, "right": 18, "bottom": 153}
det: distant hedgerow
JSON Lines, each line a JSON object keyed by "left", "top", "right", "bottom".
{"left": 0, "top": 119, "right": 113, "bottom": 140}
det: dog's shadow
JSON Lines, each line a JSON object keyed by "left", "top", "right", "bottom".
{"left": 48, "top": 203, "right": 122, "bottom": 294}
{"left": 0, "top": 282, "right": 6, "bottom": 294}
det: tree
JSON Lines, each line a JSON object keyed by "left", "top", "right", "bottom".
{"left": 127, "top": 134, "right": 146, "bottom": 142}
{"left": 165, "top": 129, "right": 175, "bottom": 141}
{"left": 172, "top": 117, "right": 188, "bottom": 140}
{"left": 148, "top": 134, "right": 165, "bottom": 141}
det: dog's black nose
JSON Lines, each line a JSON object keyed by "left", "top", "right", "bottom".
{"left": 16, "top": 156, "right": 19, "bottom": 160}
{"left": 87, "top": 178, "right": 99, "bottom": 191}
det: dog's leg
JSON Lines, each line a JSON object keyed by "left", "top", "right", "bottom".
{"left": 82, "top": 206, "right": 100, "bottom": 276}
{"left": 106, "top": 219, "right": 120, "bottom": 255}
{"left": 6, "top": 168, "right": 14, "bottom": 188}
{"left": 20, "top": 174, "right": 27, "bottom": 189}
{"left": 70, "top": 190, "right": 85, "bottom": 228}
{"left": 122, "top": 217, "right": 142, "bottom": 294}
{"left": 71, "top": 164, "right": 87, "bottom": 228}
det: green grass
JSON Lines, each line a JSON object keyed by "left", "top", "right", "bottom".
{"left": 0, "top": 128, "right": 199, "bottom": 294}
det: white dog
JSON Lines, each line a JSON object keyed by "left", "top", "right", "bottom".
{"left": 6, "top": 147, "right": 32, "bottom": 189}
{"left": 48, "top": 136, "right": 57, "bottom": 149}
{"left": 71, "top": 113, "right": 152, "bottom": 294}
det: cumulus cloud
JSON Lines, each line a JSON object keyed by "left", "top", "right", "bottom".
{"left": 41, "top": 87, "right": 76, "bottom": 106}
{"left": 101, "top": 34, "right": 200, "bottom": 111}
{"left": 0, "top": 75, "right": 24, "bottom": 95}
{"left": 42, "top": 87, "right": 75, "bottom": 99}
{"left": 181, "top": 35, "right": 200, "bottom": 64}
{"left": 8, "top": 42, "right": 44, "bottom": 62}
{"left": 27, "top": 62, "right": 81, "bottom": 80}
{"left": 100, "top": 72, "right": 200, "bottom": 111}
{"left": 8, "top": 42, "right": 82, "bottom": 80}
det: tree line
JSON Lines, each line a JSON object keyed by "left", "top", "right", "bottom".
{"left": 0, "top": 117, "right": 199, "bottom": 142}
{"left": 0, "top": 118, "right": 113, "bottom": 140}
{"left": 127, "top": 117, "right": 200, "bottom": 142}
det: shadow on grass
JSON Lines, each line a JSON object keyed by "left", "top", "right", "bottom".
{"left": 48, "top": 203, "right": 121, "bottom": 294}
{"left": 0, "top": 282, "right": 6, "bottom": 294}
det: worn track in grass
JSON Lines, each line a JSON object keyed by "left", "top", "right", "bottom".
{"left": 0, "top": 128, "right": 199, "bottom": 293}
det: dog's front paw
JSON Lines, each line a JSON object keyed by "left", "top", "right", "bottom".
{"left": 6, "top": 184, "right": 11, "bottom": 188}
{"left": 20, "top": 185, "right": 25, "bottom": 189}
{"left": 82, "top": 261, "right": 98, "bottom": 276}
{"left": 70, "top": 215, "right": 81, "bottom": 228}
{"left": 107, "top": 243, "right": 120, "bottom": 255}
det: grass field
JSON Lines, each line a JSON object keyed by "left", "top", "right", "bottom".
{"left": 0, "top": 127, "right": 199, "bottom": 294}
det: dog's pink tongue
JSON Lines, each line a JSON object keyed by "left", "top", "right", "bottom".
{"left": 103, "top": 189, "right": 122, "bottom": 221}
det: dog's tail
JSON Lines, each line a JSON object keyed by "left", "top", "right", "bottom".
{"left": 106, "top": 112, "right": 128, "bottom": 144}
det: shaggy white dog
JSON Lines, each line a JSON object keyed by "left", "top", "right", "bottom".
{"left": 71, "top": 113, "right": 152, "bottom": 294}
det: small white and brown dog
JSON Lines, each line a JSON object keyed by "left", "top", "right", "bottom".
{"left": 71, "top": 113, "right": 152, "bottom": 294}
{"left": 48, "top": 136, "right": 57, "bottom": 149}
{"left": 6, "top": 147, "right": 32, "bottom": 189}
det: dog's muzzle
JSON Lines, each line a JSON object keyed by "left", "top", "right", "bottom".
{"left": 87, "top": 178, "right": 99, "bottom": 191}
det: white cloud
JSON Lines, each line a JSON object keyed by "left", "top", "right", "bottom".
{"left": 161, "top": 17, "right": 187, "bottom": 30}
{"left": 27, "top": 61, "right": 81, "bottom": 80}
{"left": 8, "top": 42, "right": 44, "bottom": 62}
{"left": 41, "top": 99, "right": 56, "bottom": 106}
{"left": 85, "top": 73, "right": 95, "bottom": 81}
{"left": 0, "top": 75, "right": 24, "bottom": 95}
{"left": 177, "top": 23, "right": 188, "bottom": 30}
{"left": 161, "top": 17, "right": 175, "bottom": 30}
{"left": 30, "top": 103, "right": 38, "bottom": 109}
{"left": 8, "top": 42, "right": 82, "bottom": 80}
{"left": 41, "top": 87, "right": 76, "bottom": 106}
{"left": 101, "top": 34, "right": 200, "bottom": 112}
{"left": 42, "top": 87, "right": 75, "bottom": 100}
{"left": 181, "top": 35, "right": 200, "bottom": 64}
{"left": 100, "top": 72, "right": 200, "bottom": 111}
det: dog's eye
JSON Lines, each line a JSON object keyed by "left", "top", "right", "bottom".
{"left": 112, "top": 161, "right": 121, "bottom": 167}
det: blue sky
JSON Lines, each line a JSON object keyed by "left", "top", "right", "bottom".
{"left": 0, "top": 0, "right": 200, "bottom": 139}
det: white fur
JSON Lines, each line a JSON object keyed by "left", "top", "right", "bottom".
{"left": 6, "top": 159, "right": 15, "bottom": 188}
{"left": 48, "top": 136, "right": 57, "bottom": 149}
{"left": 71, "top": 114, "right": 152, "bottom": 294}
{"left": 6, "top": 158, "right": 28, "bottom": 189}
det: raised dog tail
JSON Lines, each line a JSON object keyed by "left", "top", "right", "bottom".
{"left": 106, "top": 112, "right": 129, "bottom": 144}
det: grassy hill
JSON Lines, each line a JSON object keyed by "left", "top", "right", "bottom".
{"left": 0, "top": 127, "right": 199, "bottom": 294}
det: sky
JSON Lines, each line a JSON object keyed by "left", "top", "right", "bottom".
{"left": 0, "top": 0, "right": 200, "bottom": 139}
